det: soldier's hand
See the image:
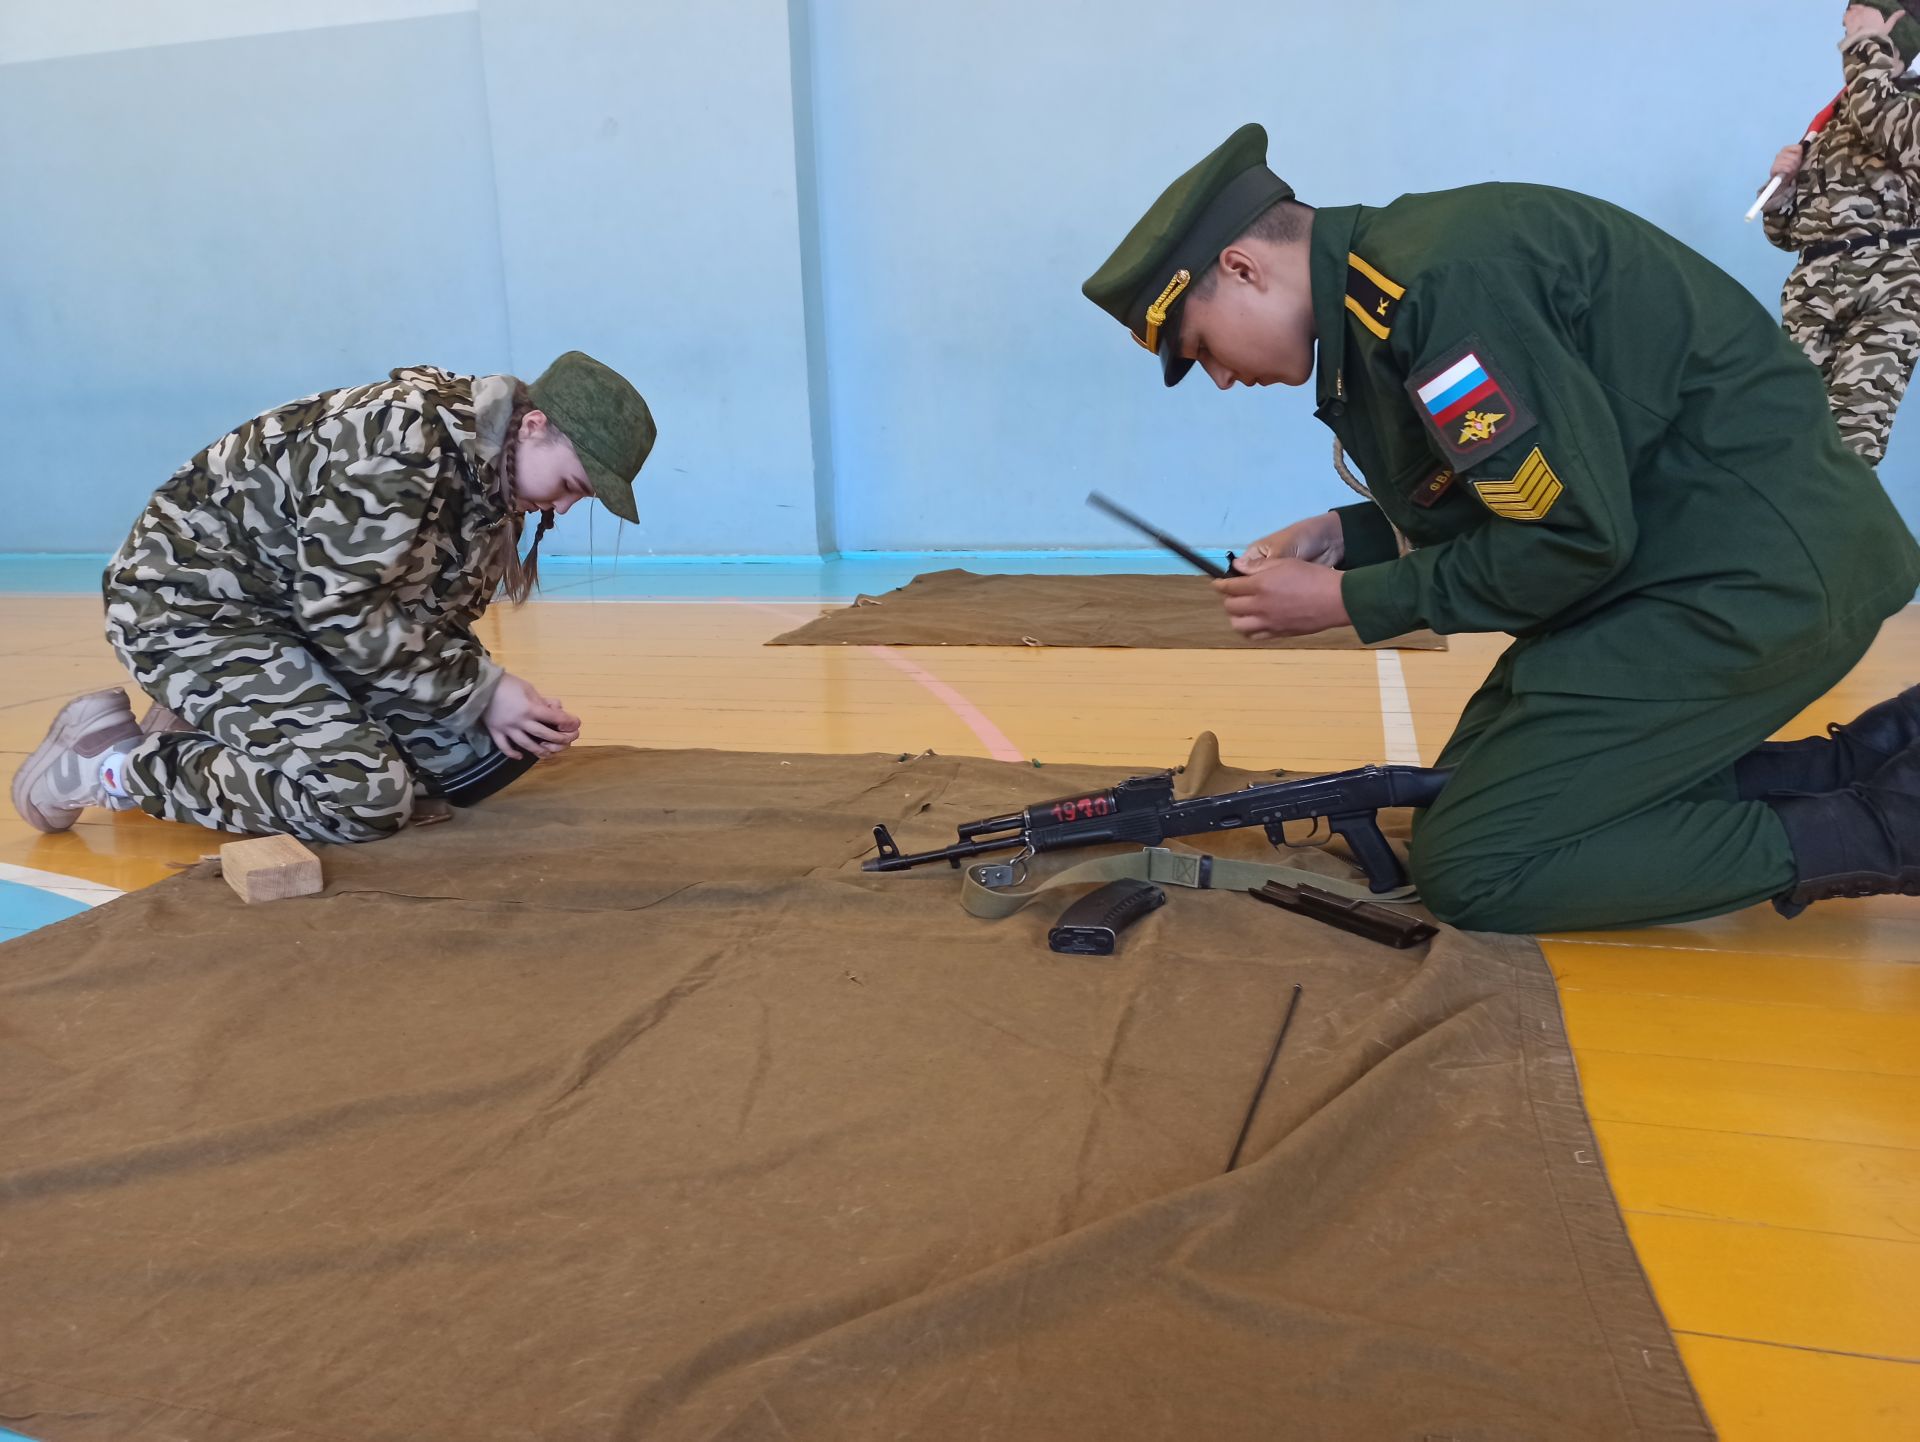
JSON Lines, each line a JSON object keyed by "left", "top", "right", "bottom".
{"left": 486, "top": 672, "right": 583, "bottom": 760}
{"left": 1843, "top": 4, "right": 1899, "bottom": 42}
{"left": 1212, "top": 559, "right": 1350, "bottom": 640}
{"left": 1234, "top": 511, "right": 1345, "bottom": 574}
{"left": 1762, "top": 146, "right": 1802, "bottom": 212}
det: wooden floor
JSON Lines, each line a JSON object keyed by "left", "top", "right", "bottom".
{"left": 3, "top": 589, "right": 1918, "bottom": 1440}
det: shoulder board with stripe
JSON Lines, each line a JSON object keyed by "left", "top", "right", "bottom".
{"left": 1344, "top": 253, "right": 1404, "bottom": 341}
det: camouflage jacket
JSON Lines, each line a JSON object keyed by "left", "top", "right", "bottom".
{"left": 1767, "top": 32, "right": 1920, "bottom": 252}
{"left": 106, "top": 366, "right": 518, "bottom": 730}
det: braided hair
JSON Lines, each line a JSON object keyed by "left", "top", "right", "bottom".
{"left": 492, "top": 382, "right": 558, "bottom": 606}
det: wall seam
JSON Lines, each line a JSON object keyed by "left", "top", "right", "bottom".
{"left": 785, "top": 0, "right": 838, "bottom": 557}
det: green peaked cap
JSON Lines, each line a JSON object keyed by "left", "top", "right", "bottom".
{"left": 526, "top": 350, "right": 656, "bottom": 524}
{"left": 1862, "top": 0, "right": 1920, "bottom": 64}
{"left": 1081, "top": 123, "right": 1294, "bottom": 387}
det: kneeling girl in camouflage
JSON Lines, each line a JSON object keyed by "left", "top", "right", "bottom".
{"left": 11, "top": 351, "right": 655, "bottom": 844}
{"left": 1762, "top": 2, "right": 1920, "bottom": 463}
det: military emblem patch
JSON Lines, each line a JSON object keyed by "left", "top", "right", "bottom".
{"left": 1456, "top": 410, "right": 1505, "bottom": 445}
{"left": 1406, "top": 338, "right": 1536, "bottom": 465}
{"left": 1471, "top": 447, "right": 1563, "bottom": 521}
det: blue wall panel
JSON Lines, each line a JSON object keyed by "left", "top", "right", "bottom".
{"left": 0, "top": 14, "right": 511, "bottom": 552}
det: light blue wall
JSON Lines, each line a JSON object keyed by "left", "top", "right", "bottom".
{"left": 803, "top": 0, "right": 1918, "bottom": 551}
{"left": 0, "top": 13, "right": 510, "bottom": 552}
{"left": 4, "top": 0, "right": 1916, "bottom": 555}
{"left": 476, "top": 0, "right": 820, "bottom": 558}
{"left": 0, "top": 1, "right": 821, "bottom": 558}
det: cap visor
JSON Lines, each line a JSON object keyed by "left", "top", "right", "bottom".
{"left": 582, "top": 454, "right": 639, "bottom": 524}
{"left": 1156, "top": 307, "right": 1195, "bottom": 386}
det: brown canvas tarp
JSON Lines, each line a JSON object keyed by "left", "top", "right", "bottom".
{"left": 766, "top": 569, "right": 1448, "bottom": 650}
{"left": 0, "top": 743, "right": 1705, "bottom": 1441}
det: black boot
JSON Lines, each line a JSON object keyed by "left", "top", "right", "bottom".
{"left": 1736, "top": 684, "right": 1920, "bottom": 799}
{"left": 1768, "top": 742, "right": 1920, "bottom": 916}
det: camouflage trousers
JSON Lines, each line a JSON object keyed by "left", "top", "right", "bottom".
{"left": 106, "top": 624, "right": 492, "bottom": 844}
{"left": 1782, "top": 245, "right": 1920, "bottom": 465}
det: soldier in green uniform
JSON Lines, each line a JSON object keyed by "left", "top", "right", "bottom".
{"left": 1083, "top": 124, "right": 1920, "bottom": 932}
{"left": 1763, "top": 2, "right": 1920, "bottom": 464}
{"left": 9, "top": 352, "right": 655, "bottom": 844}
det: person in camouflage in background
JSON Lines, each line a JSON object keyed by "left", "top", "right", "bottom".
{"left": 1763, "top": 2, "right": 1920, "bottom": 463}
{"left": 9, "top": 352, "right": 656, "bottom": 844}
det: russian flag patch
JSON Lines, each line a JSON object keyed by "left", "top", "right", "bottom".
{"left": 1406, "top": 338, "right": 1535, "bottom": 464}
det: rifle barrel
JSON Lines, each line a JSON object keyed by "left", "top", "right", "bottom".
{"left": 862, "top": 833, "right": 1020, "bottom": 873}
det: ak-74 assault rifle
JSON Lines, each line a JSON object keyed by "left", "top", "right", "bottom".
{"left": 864, "top": 763, "right": 1452, "bottom": 894}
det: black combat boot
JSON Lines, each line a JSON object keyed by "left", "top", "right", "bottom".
{"left": 1736, "top": 684, "right": 1920, "bottom": 799}
{"left": 1768, "top": 741, "right": 1920, "bottom": 916}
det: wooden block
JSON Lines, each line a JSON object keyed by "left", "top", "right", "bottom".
{"left": 220, "top": 835, "right": 323, "bottom": 904}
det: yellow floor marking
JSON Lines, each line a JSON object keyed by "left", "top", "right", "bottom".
{"left": 1576, "top": 1050, "right": 1920, "bottom": 1150}
{"left": 1547, "top": 941, "right": 1920, "bottom": 1010}
{"left": 1563, "top": 990, "right": 1920, "bottom": 1077}
{"left": 1678, "top": 1333, "right": 1920, "bottom": 1442}
{"left": 1627, "top": 1211, "right": 1920, "bottom": 1359}
{"left": 1597, "top": 1119, "right": 1920, "bottom": 1243}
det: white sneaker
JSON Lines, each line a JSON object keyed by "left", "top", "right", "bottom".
{"left": 10, "top": 688, "right": 144, "bottom": 832}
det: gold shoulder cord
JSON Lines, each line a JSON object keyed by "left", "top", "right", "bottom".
{"left": 1135, "top": 269, "right": 1192, "bottom": 352}
{"left": 1332, "top": 441, "right": 1411, "bottom": 557}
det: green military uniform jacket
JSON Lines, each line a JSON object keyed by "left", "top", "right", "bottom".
{"left": 1316, "top": 183, "right": 1920, "bottom": 698}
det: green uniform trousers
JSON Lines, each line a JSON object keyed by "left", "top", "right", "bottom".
{"left": 1408, "top": 635, "right": 1876, "bottom": 933}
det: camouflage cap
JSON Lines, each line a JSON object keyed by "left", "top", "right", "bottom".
{"left": 526, "top": 351, "right": 656, "bottom": 523}
{"left": 1082, "top": 123, "right": 1294, "bottom": 387}
{"left": 1862, "top": 0, "right": 1920, "bottom": 63}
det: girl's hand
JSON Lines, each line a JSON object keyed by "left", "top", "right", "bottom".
{"left": 1234, "top": 512, "right": 1346, "bottom": 573}
{"left": 485, "top": 672, "right": 583, "bottom": 759}
{"left": 1212, "top": 560, "right": 1351, "bottom": 640}
{"left": 1844, "top": 4, "right": 1900, "bottom": 42}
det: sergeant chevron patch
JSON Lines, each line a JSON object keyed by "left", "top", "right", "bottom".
{"left": 1471, "top": 447, "right": 1562, "bottom": 521}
